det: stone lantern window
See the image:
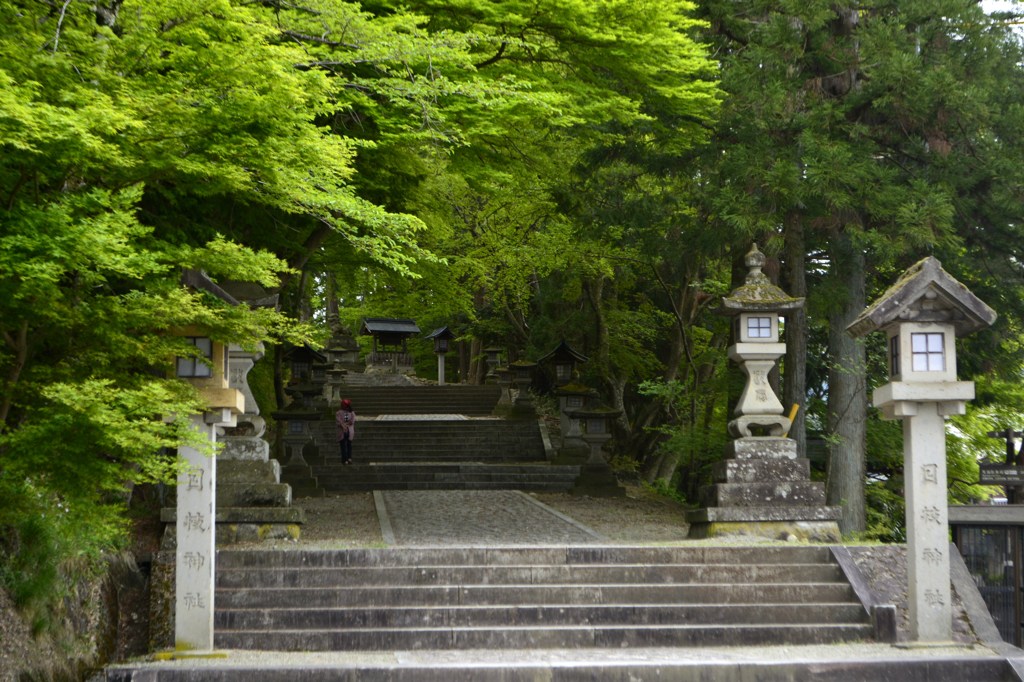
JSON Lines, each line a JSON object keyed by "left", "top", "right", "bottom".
{"left": 911, "top": 332, "right": 945, "bottom": 371}
{"left": 177, "top": 336, "right": 215, "bottom": 378}
{"left": 742, "top": 314, "right": 776, "bottom": 341}
{"left": 585, "top": 416, "right": 607, "bottom": 435}
{"left": 885, "top": 321, "right": 957, "bottom": 383}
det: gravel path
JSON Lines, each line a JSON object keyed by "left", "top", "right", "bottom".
{"left": 377, "top": 490, "right": 605, "bottom": 545}
{"left": 239, "top": 487, "right": 692, "bottom": 550}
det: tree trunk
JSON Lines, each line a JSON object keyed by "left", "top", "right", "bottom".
{"left": 783, "top": 212, "right": 808, "bottom": 457}
{"left": 825, "top": 232, "right": 867, "bottom": 535}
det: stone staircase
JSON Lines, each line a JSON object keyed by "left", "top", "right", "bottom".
{"left": 312, "top": 419, "right": 547, "bottom": 463}
{"left": 334, "top": 385, "right": 503, "bottom": 416}
{"left": 213, "top": 545, "right": 874, "bottom": 651}
{"left": 283, "top": 383, "right": 581, "bottom": 495}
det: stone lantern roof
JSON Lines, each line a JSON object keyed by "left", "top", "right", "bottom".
{"left": 720, "top": 244, "right": 803, "bottom": 314}
{"left": 847, "top": 256, "right": 996, "bottom": 338}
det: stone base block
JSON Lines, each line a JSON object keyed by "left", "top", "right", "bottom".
{"left": 571, "top": 464, "right": 625, "bottom": 497}
{"left": 161, "top": 506, "right": 305, "bottom": 524}
{"left": 217, "top": 482, "right": 293, "bottom": 507}
{"left": 725, "top": 437, "right": 798, "bottom": 460}
{"left": 215, "top": 523, "right": 302, "bottom": 545}
{"left": 218, "top": 459, "right": 281, "bottom": 483}
{"left": 687, "top": 519, "right": 842, "bottom": 543}
{"left": 712, "top": 458, "right": 810, "bottom": 483}
{"left": 219, "top": 436, "right": 271, "bottom": 461}
{"left": 160, "top": 507, "right": 305, "bottom": 549}
{"left": 687, "top": 505, "right": 842, "bottom": 524}
{"left": 551, "top": 445, "right": 590, "bottom": 465}
{"left": 687, "top": 504, "right": 841, "bottom": 542}
{"left": 700, "top": 481, "right": 827, "bottom": 508}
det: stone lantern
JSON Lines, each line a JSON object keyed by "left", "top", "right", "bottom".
{"left": 426, "top": 326, "right": 455, "bottom": 386}
{"left": 687, "top": 245, "right": 840, "bottom": 542}
{"left": 553, "top": 382, "right": 596, "bottom": 462}
{"left": 568, "top": 403, "right": 625, "bottom": 496}
{"left": 484, "top": 347, "right": 503, "bottom": 383}
{"left": 848, "top": 256, "right": 996, "bottom": 644}
{"left": 509, "top": 360, "right": 538, "bottom": 416}
{"left": 169, "top": 270, "right": 246, "bottom": 654}
{"left": 720, "top": 245, "right": 803, "bottom": 438}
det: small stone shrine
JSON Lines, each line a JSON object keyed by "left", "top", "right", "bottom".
{"left": 687, "top": 245, "right": 841, "bottom": 541}
{"left": 848, "top": 256, "right": 996, "bottom": 644}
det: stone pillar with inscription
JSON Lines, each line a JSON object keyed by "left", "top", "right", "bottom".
{"left": 174, "top": 412, "right": 223, "bottom": 652}
{"left": 848, "top": 256, "right": 996, "bottom": 644}
{"left": 688, "top": 245, "right": 841, "bottom": 541}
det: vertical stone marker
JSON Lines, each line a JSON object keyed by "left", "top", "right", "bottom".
{"left": 848, "top": 256, "right": 996, "bottom": 644}
{"left": 175, "top": 413, "right": 219, "bottom": 651}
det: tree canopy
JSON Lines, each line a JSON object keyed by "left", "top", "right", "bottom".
{"left": 4, "top": 0, "right": 1024, "bottom": 648}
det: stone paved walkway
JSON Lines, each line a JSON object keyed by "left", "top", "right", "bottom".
{"left": 375, "top": 490, "right": 605, "bottom": 545}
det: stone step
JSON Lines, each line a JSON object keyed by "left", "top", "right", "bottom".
{"left": 216, "top": 563, "right": 845, "bottom": 588}
{"left": 215, "top": 602, "right": 868, "bottom": 629}
{"left": 213, "top": 623, "right": 874, "bottom": 651}
{"left": 315, "top": 471, "right": 578, "bottom": 483}
{"left": 315, "top": 481, "right": 577, "bottom": 492}
{"left": 103, "top": 655, "right": 1023, "bottom": 682}
{"left": 313, "top": 464, "right": 578, "bottom": 474}
{"left": 217, "top": 546, "right": 837, "bottom": 568}
{"left": 216, "top": 582, "right": 858, "bottom": 608}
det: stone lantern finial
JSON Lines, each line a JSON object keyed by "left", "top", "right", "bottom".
{"left": 744, "top": 243, "right": 767, "bottom": 281}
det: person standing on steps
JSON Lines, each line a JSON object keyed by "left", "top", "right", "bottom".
{"left": 336, "top": 398, "right": 355, "bottom": 465}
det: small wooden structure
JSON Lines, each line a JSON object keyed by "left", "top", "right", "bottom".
{"left": 360, "top": 318, "right": 420, "bottom": 371}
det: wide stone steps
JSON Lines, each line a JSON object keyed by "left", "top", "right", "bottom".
{"left": 332, "top": 386, "right": 503, "bottom": 416}
{"left": 311, "top": 420, "right": 546, "bottom": 460}
{"left": 212, "top": 546, "right": 873, "bottom": 651}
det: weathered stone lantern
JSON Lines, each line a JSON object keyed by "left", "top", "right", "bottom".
{"left": 169, "top": 270, "right": 246, "bottom": 654}
{"left": 848, "top": 256, "right": 996, "bottom": 644}
{"left": 483, "top": 347, "right": 504, "bottom": 384}
{"left": 426, "top": 326, "right": 455, "bottom": 386}
{"left": 721, "top": 245, "right": 802, "bottom": 438}
{"left": 687, "top": 245, "right": 840, "bottom": 542}
{"left": 509, "top": 360, "right": 538, "bottom": 416}
{"left": 568, "top": 403, "right": 625, "bottom": 496}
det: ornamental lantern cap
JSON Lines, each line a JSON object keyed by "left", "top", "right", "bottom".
{"left": 720, "top": 244, "right": 804, "bottom": 315}
{"left": 847, "top": 256, "right": 996, "bottom": 339}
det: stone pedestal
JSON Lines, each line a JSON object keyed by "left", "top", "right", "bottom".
{"left": 215, "top": 346, "right": 304, "bottom": 543}
{"left": 687, "top": 438, "right": 841, "bottom": 541}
